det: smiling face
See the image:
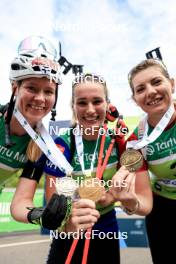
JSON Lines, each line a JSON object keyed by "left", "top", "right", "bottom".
{"left": 132, "top": 66, "right": 175, "bottom": 124}
{"left": 73, "top": 81, "right": 108, "bottom": 140}
{"left": 15, "top": 77, "right": 56, "bottom": 127}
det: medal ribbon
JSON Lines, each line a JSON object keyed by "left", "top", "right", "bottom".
{"left": 65, "top": 124, "right": 116, "bottom": 264}
{"left": 97, "top": 122, "right": 108, "bottom": 177}
{"left": 74, "top": 124, "right": 100, "bottom": 176}
{"left": 126, "top": 104, "right": 175, "bottom": 150}
{"left": 13, "top": 107, "right": 73, "bottom": 175}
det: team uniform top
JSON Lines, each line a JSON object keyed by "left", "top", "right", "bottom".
{"left": 0, "top": 113, "right": 30, "bottom": 191}
{"left": 44, "top": 128, "right": 123, "bottom": 215}
{"left": 127, "top": 119, "right": 176, "bottom": 199}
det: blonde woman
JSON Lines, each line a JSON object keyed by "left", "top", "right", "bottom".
{"left": 45, "top": 73, "right": 152, "bottom": 264}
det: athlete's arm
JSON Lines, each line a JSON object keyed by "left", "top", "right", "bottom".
{"left": 45, "top": 174, "right": 57, "bottom": 201}
{"left": 10, "top": 177, "right": 37, "bottom": 223}
{"left": 99, "top": 167, "right": 153, "bottom": 216}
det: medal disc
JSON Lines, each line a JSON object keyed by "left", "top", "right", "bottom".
{"left": 55, "top": 176, "right": 78, "bottom": 198}
{"left": 120, "top": 149, "right": 143, "bottom": 172}
{"left": 78, "top": 178, "right": 105, "bottom": 202}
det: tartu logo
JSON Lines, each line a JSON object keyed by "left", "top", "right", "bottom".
{"left": 155, "top": 137, "right": 176, "bottom": 152}
{"left": 147, "top": 137, "right": 176, "bottom": 155}
{"left": 146, "top": 145, "right": 155, "bottom": 156}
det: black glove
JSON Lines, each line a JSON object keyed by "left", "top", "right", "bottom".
{"left": 27, "top": 193, "right": 68, "bottom": 230}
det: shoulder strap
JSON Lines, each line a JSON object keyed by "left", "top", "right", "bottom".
{"left": 0, "top": 103, "right": 9, "bottom": 115}
{"left": 70, "top": 127, "right": 76, "bottom": 163}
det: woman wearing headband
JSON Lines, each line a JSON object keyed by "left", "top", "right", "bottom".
{"left": 127, "top": 59, "right": 176, "bottom": 264}
{"left": 44, "top": 73, "right": 152, "bottom": 264}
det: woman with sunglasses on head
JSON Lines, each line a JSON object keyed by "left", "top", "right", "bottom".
{"left": 0, "top": 35, "right": 60, "bottom": 195}
{"left": 0, "top": 36, "right": 58, "bottom": 211}
{"left": 44, "top": 73, "right": 152, "bottom": 264}
{"left": 127, "top": 58, "right": 176, "bottom": 264}
{"left": 10, "top": 37, "right": 99, "bottom": 233}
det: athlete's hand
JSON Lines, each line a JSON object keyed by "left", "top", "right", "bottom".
{"left": 65, "top": 199, "right": 100, "bottom": 233}
{"left": 98, "top": 166, "right": 138, "bottom": 209}
{"left": 109, "top": 166, "right": 139, "bottom": 210}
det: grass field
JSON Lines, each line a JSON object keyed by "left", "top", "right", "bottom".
{"left": 0, "top": 190, "right": 43, "bottom": 233}
{"left": 108, "top": 115, "right": 140, "bottom": 136}
{"left": 124, "top": 116, "right": 140, "bottom": 133}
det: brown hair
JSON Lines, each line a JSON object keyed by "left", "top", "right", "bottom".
{"left": 128, "top": 59, "right": 170, "bottom": 95}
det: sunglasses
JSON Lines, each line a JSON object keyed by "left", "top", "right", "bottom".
{"left": 18, "top": 36, "right": 57, "bottom": 60}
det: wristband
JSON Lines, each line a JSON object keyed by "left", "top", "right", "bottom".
{"left": 27, "top": 207, "right": 44, "bottom": 225}
{"left": 27, "top": 193, "right": 68, "bottom": 230}
{"left": 122, "top": 200, "right": 139, "bottom": 215}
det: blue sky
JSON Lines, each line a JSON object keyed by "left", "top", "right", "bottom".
{"left": 1, "top": 0, "right": 176, "bottom": 122}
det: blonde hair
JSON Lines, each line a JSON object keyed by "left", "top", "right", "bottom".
{"left": 128, "top": 59, "right": 170, "bottom": 95}
{"left": 26, "top": 140, "right": 42, "bottom": 162}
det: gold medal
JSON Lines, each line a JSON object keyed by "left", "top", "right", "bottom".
{"left": 120, "top": 149, "right": 143, "bottom": 172}
{"left": 78, "top": 178, "right": 105, "bottom": 202}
